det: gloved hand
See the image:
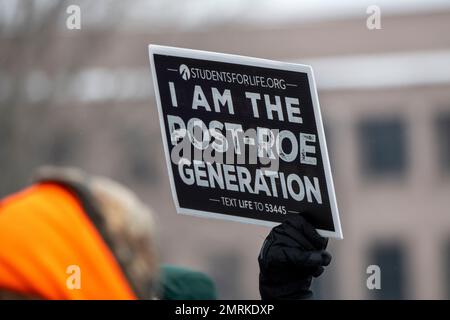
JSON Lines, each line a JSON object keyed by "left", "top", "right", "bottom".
{"left": 258, "top": 214, "right": 332, "bottom": 300}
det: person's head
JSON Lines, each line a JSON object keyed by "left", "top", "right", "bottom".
{"left": 0, "top": 166, "right": 158, "bottom": 299}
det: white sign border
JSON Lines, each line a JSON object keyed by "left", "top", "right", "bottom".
{"left": 148, "top": 44, "right": 343, "bottom": 239}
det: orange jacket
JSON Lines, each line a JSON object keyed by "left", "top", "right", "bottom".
{"left": 0, "top": 182, "right": 136, "bottom": 299}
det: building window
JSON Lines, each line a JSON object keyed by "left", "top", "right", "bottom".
{"left": 47, "top": 129, "right": 80, "bottom": 165}
{"left": 369, "top": 243, "right": 407, "bottom": 299}
{"left": 358, "top": 117, "right": 408, "bottom": 177}
{"left": 435, "top": 112, "right": 450, "bottom": 174}
{"left": 323, "top": 122, "right": 334, "bottom": 163}
{"left": 445, "top": 240, "right": 450, "bottom": 299}
{"left": 207, "top": 251, "right": 242, "bottom": 299}
{"left": 121, "top": 128, "right": 159, "bottom": 184}
{"left": 311, "top": 265, "right": 336, "bottom": 299}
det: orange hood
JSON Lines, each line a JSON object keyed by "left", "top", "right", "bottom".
{"left": 0, "top": 182, "right": 136, "bottom": 299}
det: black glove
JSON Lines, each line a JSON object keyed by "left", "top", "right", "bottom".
{"left": 258, "top": 214, "right": 332, "bottom": 300}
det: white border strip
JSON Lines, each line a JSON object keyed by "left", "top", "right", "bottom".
{"left": 148, "top": 44, "right": 343, "bottom": 239}
{"left": 297, "top": 50, "right": 450, "bottom": 90}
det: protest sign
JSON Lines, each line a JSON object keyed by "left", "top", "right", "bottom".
{"left": 149, "top": 45, "right": 342, "bottom": 238}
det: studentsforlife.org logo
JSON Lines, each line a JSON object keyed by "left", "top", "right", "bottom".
{"left": 179, "top": 64, "right": 191, "bottom": 80}
{"left": 177, "top": 64, "right": 287, "bottom": 90}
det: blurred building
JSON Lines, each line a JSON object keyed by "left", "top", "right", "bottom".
{"left": 1, "top": 1, "right": 450, "bottom": 299}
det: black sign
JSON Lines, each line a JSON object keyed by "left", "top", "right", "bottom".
{"left": 149, "top": 45, "right": 342, "bottom": 238}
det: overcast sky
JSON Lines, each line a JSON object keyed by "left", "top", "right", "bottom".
{"left": 123, "top": 0, "right": 450, "bottom": 30}
{"left": 2, "top": 0, "right": 450, "bottom": 32}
